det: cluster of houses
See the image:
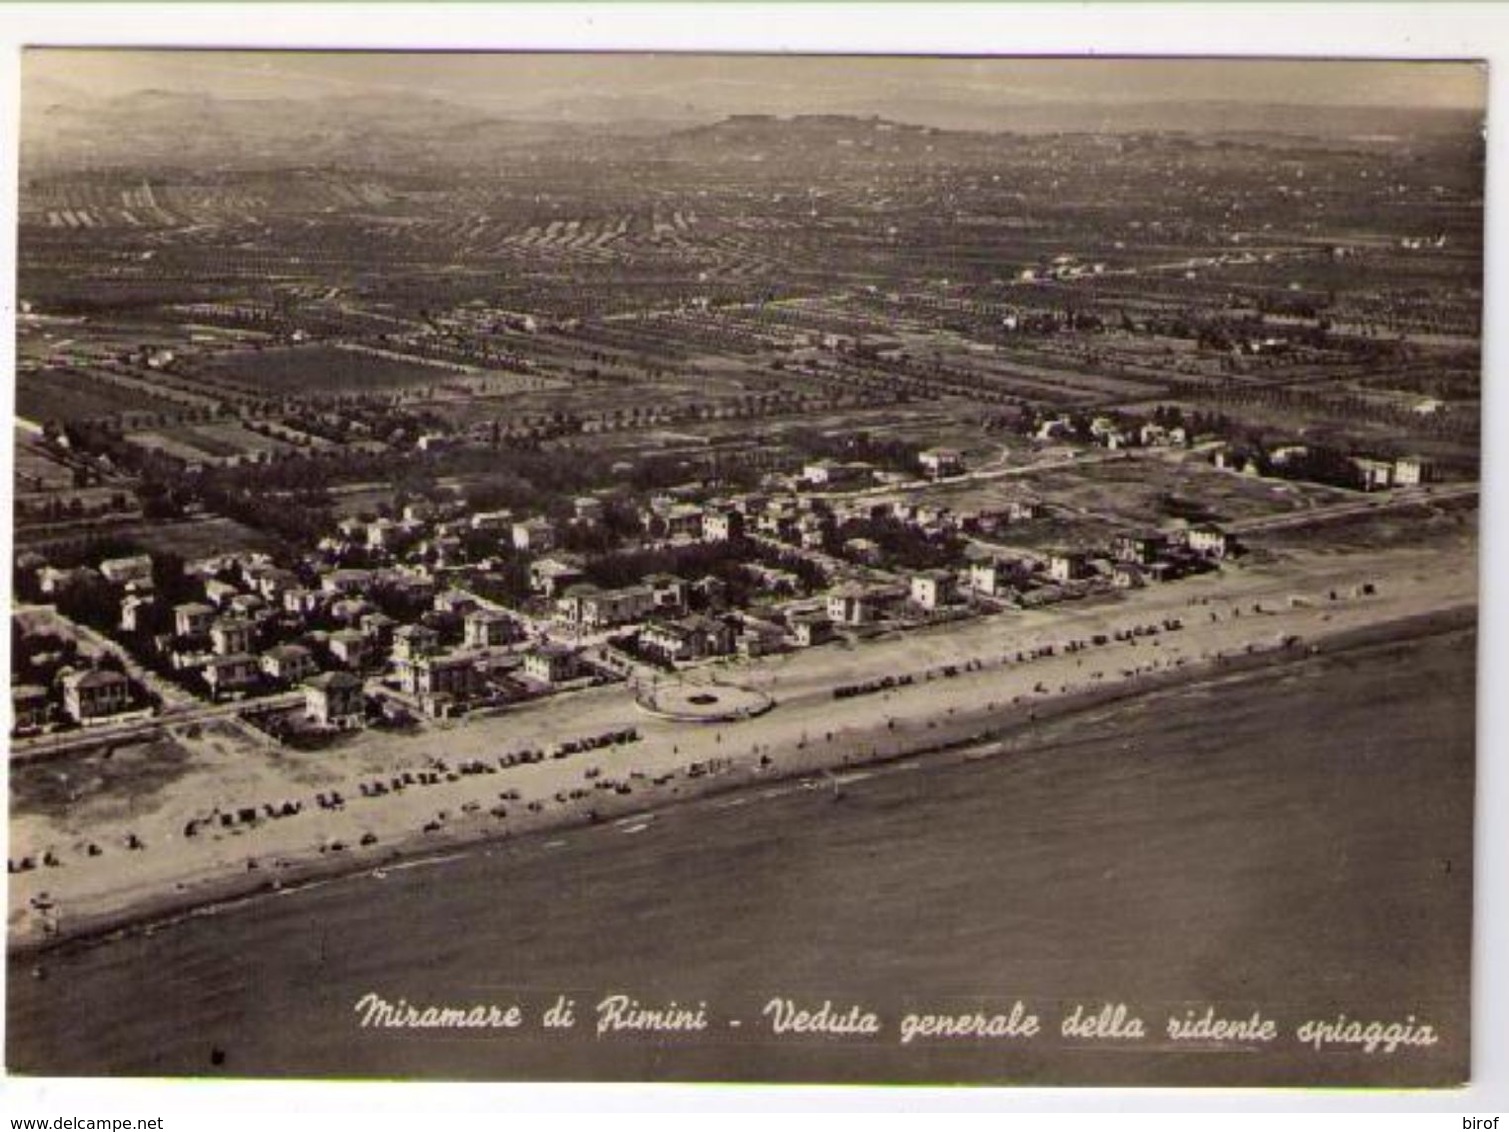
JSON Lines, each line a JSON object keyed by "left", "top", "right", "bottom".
{"left": 20, "top": 539, "right": 610, "bottom": 733}
{"left": 1022, "top": 406, "right": 1440, "bottom": 495}
{"left": 11, "top": 664, "right": 148, "bottom": 734}
{"left": 1212, "top": 445, "right": 1435, "bottom": 491}
{"left": 164, "top": 558, "right": 589, "bottom": 723}
{"left": 809, "top": 522, "right": 1232, "bottom": 629}
{"left": 1017, "top": 254, "right": 1108, "bottom": 283}
{"left": 11, "top": 595, "right": 159, "bottom": 736}
{"left": 1034, "top": 414, "right": 1192, "bottom": 451}
{"left": 793, "top": 447, "right": 965, "bottom": 492}
{"left": 17, "top": 449, "right": 1240, "bottom": 736}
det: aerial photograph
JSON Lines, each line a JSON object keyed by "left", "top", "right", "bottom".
{"left": 4, "top": 51, "right": 1484, "bottom": 1086}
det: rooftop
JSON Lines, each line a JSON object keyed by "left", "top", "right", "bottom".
{"left": 62, "top": 668, "right": 129, "bottom": 689}
{"left": 305, "top": 671, "right": 363, "bottom": 691}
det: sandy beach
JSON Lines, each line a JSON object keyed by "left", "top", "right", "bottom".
{"left": 7, "top": 542, "right": 1478, "bottom": 955}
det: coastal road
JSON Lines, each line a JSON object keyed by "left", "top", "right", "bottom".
{"left": 809, "top": 447, "right": 1131, "bottom": 504}
{"left": 1223, "top": 483, "right": 1478, "bottom": 535}
{"left": 11, "top": 690, "right": 303, "bottom": 764}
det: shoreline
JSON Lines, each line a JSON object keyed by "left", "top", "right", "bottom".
{"left": 9, "top": 601, "right": 1477, "bottom": 964}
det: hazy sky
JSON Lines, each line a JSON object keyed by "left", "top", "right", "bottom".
{"left": 25, "top": 51, "right": 1487, "bottom": 121}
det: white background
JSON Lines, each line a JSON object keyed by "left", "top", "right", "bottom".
{"left": 0, "top": 3, "right": 1503, "bottom": 1120}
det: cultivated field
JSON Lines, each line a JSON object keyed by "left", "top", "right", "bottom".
{"left": 197, "top": 344, "right": 547, "bottom": 397}
{"left": 17, "top": 371, "right": 186, "bottom": 424}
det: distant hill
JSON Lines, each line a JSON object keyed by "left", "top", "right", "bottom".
{"left": 850, "top": 96, "right": 1483, "bottom": 140}
{"left": 20, "top": 86, "right": 1483, "bottom": 173}
{"left": 640, "top": 113, "right": 1001, "bottom": 166}
{"left": 20, "top": 88, "right": 616, "bottom": 171}
{"left": 665, "top": 104, "right": 1481, "bottom": 145}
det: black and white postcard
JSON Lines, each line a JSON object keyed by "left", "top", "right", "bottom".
{"left": 4, "top": 48, "right": 1485, "bottom": 1090}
